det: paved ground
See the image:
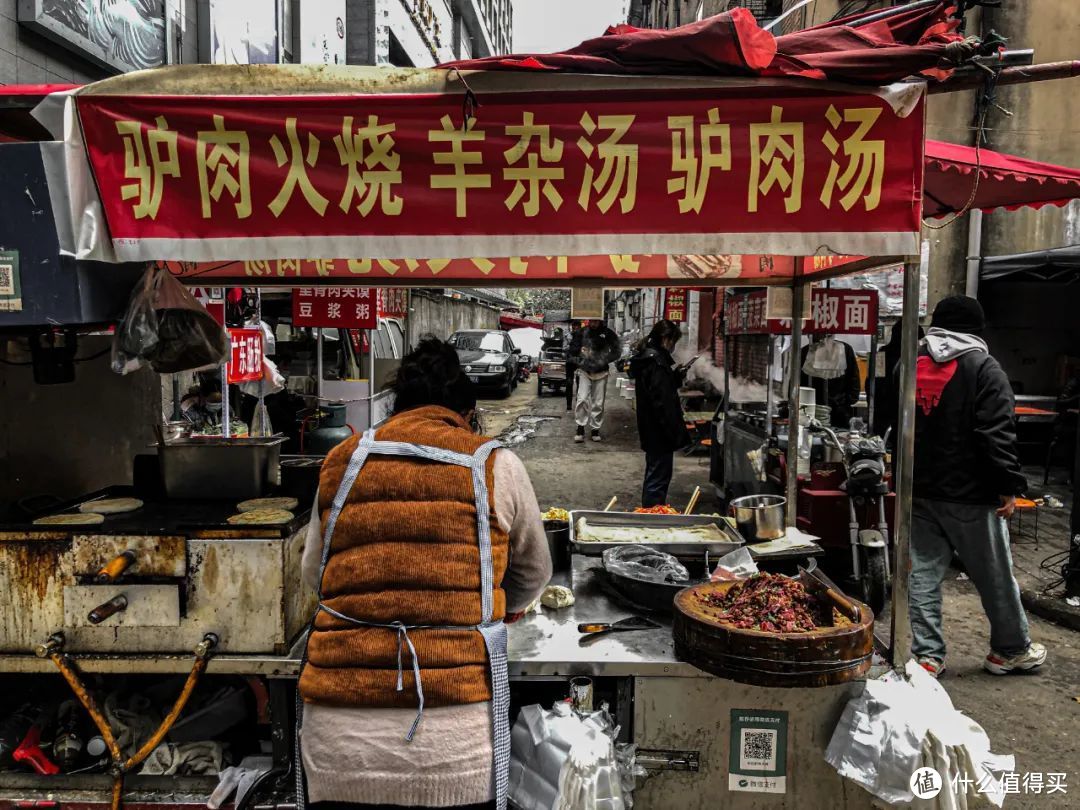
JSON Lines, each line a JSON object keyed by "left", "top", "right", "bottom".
{"left": 479, "top": 375, "right": 1080, "bottom": 808}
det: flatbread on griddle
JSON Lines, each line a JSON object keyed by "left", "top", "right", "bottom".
{"left": 226, "top": 509, "right": 294, "bottom": 525}
{"left": 34, "top": 512, "right": 106, "bottom": 526}
{"left": 236, "top": 497, "right": 299, "bottom": 513}
{"left": 79, "top": 497, "right": 143, "bottom": 515}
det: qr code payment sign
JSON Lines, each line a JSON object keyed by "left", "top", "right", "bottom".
{"left": 0, "top": 264, "right": 13, "bottom": 296}
{"left": 740, "top": 728, "right": 777, "bottom": 771}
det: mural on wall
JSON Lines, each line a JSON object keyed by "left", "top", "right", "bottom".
{"left": 21, "top": 0, "right": 166, "bottom": 73}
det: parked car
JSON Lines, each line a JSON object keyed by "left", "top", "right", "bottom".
{"left": 536, "top": 346, "right": 567, "bottom": 396}
{"left": 448, "top": 329, "right": 521, "bottom": 397}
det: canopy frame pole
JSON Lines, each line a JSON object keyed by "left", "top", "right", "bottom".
{"left": 785, "top": 272, "right": 805, "bottom": 528}
{"left": 889, "top": 258, "right": 921, "bottom": 670}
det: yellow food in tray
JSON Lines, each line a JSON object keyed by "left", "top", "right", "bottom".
{"left": 542, "top": 507, "right": 570, "bottom": 522}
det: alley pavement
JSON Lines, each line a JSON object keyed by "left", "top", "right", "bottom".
{"left": 480, "top": 375, "right": 1080, "bottom": 808}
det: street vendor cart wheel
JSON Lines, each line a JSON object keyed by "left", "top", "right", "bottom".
{"left": 858, "top": 545, "right": 888, "bottom": 618}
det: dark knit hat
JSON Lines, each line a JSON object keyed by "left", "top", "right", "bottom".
{"left": 931, "top": 295, "right": 985, "bottom": 334}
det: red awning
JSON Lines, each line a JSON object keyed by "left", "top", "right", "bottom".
{"left": 499, "top": 313, "right": 543, "bottom": 331}
{"left": 924, "top": 139, "right": 1080, "bottom": 218}
{"left": 443, "top": 3, "right": 972, "bottom": 84}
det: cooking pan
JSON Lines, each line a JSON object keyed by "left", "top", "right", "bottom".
{"left": 604, "top": 567, "right": 708, "bottom": 613}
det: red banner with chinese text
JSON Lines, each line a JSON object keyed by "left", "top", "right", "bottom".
{"left": 76, "top": 87, "right": 924, "bottom": 265}
{"left": 664, "top": 288, "right": 688, "bottom": 322}
{"left": 292, "top": 287, "right": 376, "bottom": 329}
{"left": 226, "top": 328, "right": 264, "bottom": 383}
{"left": 725, "top": 288, "right": 878, "bottom": 336}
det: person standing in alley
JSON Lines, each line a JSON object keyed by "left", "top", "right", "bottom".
{"left": 909, "top": 295, "right": 1045, "bottom": 678}
{"left": 568, "top": 319, "right": 621, "bottom": 443}
{"left": 629, "top": 320, "right": 692, "bottom": 507}
{"left": 564, "top": 321, "right": 580, "bottom": 413}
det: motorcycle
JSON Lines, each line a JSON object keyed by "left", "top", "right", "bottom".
{"left": 811, "top": 420, "right": 892, "bottom": 615}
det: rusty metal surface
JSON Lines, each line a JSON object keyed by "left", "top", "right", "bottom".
{"left": 631, "top": 676, "right": 872, "bottom": 809}
{"left": 0, "top": 524, "right": 312, "bottom": 655}
{"left": 63, "top": 585, "right": 180, "bottom": 628}
{"left": 72, "top": 535, "right": 186, "bottom": 578}
{"left": 0, "top": 538, "right": 70, "bottom": 652}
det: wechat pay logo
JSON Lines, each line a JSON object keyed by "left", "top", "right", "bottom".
{"left": 911, "top": 767, "right": 943, "bottom": 799}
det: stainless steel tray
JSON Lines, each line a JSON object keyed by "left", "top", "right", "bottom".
{"left": 569, "top": 510, "right": 744, "bottom": 557}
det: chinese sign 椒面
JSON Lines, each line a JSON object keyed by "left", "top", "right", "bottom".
{"left": 292, "top": 287, "right": 376, "bottom": 329}
{"left": 726, "top": 288, "right": 878, "bottom": 336}
{"left": 74, "top": 88, "right": 924, "bottom": 265}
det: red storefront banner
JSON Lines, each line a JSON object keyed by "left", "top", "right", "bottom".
{"left": 664, "top": 288, "right": 688, "bottom": 322}
{"left": 226, "top": 328, "right": 264, "bottom": 383}
{"left": 292, "top": 287, "right": 376, "bottom": 328}
{"left": 725, "top": 288, "right": 878, "bottom": 336}
{"left": 75, "top": 88, "right": 924, "bottom": 263}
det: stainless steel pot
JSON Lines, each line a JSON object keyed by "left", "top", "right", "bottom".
{"left": 729, "top": 494, "right": 787, "bottom": 541}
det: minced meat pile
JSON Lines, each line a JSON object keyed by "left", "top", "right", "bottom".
{"left": 698, "top": 573, "right": 821, "bottom": 633}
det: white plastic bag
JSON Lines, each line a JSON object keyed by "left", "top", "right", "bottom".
{"left": 825, "top": 661, "right": 1014, "bottom": 807}
{"left": 710, "top": 546, "right": 759, "bottom": 581}
{"left": 509, "top": 702, "right": 629, "bottom": 810}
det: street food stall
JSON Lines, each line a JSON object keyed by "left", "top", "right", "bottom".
{"left": 2, "top": 5, "right": 1080, "bottom": 809}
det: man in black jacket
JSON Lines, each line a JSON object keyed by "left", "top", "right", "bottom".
{"left": 909, "top": 295, "right": 1045, "bottom": 678}
{"left": 629, "top": 321, "right": 692, "bottom": 506}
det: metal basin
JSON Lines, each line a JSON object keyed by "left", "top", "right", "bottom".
{"left": 729, "top": 494, "right": 787, "bottom": 541}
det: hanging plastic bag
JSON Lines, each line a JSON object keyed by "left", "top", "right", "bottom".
{"left": 112, "top": 266, "right": 228, "bottom": 375}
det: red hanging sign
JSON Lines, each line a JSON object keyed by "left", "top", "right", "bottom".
{"left": 378, "top": 288, "right": 408, "bottom": 318}
{"left": 226, "top": 328, "right": 264, "bottom": 383}
{"left": 292, "top": 287, "right": 376, "bottom": 328}
{"left": 663, "top": 288, "right": 688, "bottom": 322}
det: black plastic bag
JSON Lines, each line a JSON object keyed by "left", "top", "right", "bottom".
{"left": 112, "top": 266, "right": 228, "bottom": 375}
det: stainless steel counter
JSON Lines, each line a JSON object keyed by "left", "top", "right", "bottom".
{"left": 0, "top": 556, "right": 704, "bottom": 678}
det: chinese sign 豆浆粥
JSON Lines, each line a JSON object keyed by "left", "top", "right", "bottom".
{"left": 292, "top": 287, "right": 376, "bottom": 329}
{"left": 226, "top": 328, "right": 264, "bottom": 383}
{"left": 76, "top": 89, "right": 924, "bottom": 266}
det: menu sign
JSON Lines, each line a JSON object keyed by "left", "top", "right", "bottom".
{"left": 292, "top": 287, "right": 377, "bottom": 329}
{"left": 664, "top": 288, "right": 688, "bottom": 322}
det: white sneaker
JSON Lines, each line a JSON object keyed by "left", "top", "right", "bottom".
{"left": 984, "top": 642, "right": 1047, "bottom": 675}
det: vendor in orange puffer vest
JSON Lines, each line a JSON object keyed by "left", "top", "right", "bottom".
{"left": 298, "top": 337, "right": 551, "bottom": 810}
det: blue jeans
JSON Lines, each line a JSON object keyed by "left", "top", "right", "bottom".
{"left": 909, "top": 498, "right": 1030, "bottom": 661}
{"left": 642, "top": 451, "right": 674, "bottom": 508}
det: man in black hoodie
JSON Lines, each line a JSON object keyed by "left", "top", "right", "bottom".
{"left": 909, "top": 295, "right": 1045, "bottom": 678}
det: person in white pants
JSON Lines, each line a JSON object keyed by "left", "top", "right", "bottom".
{"left": 575, "top": 368, "right": 609, "bottom": 440}
{"left": 568, "top": 320, "right": 621, "bottom": 443}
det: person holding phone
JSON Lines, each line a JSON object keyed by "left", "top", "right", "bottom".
{"left": 628, "top": 320, "right": 693, "bottom": 507}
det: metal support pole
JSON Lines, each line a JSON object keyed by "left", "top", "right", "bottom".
{"left": 965, "top": 209, "right": 984, "bottom": 298}
{"left": 785, "top": 279, "right": 805, "bottom": 527}
{"left": 368, "top": 328, "right": 377, "bottom": 429}
{"left": 220, "top": 363, "right": 230, "bottom": 438}
{"left": 765, "top": 334, "right": 775, "bottom": 436}
{"left": 315, "top": 328, "right": 324, "bottom": 402}
{"left": 889, "top": 259, "right": 921, "bottom": 670}
{"left": 867, "top": 330, "right": 879, "bottom": 432}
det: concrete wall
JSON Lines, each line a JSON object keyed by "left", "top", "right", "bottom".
{"left": 0, "top": 336, "right": 160, "bottom": 517}
{"left": 407, "top": 290, "right": 500, "bottom": 347}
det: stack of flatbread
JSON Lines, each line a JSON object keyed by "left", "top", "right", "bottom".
{"left": 227, "top": 497, "right": 299, "bottom": 526}
{"left": 33, "top": 497, "right": 143, "bottom": 526}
